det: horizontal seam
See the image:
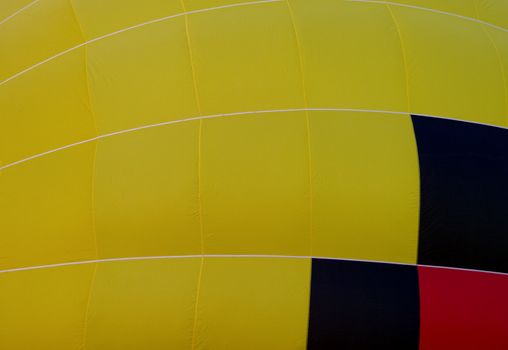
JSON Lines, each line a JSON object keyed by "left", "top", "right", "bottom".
{"left": 4, "top": 0, "right": 507, "bottom": 87}
{"left": 0, "top": 0, "right": 281, "bottom": 87}
{"left": 347, "top": 0, "right": 508, "bottom": 34}
{"left": 1, "top": 107, "right": 506, "bottom": 172}
{"left": 0, "top": 0, "right": 39, "bottom": 26}
{"left": 0, "top": 254, "right": 506, "bottom": 276}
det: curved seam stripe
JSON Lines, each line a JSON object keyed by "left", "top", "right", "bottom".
{"left": 191, "top": 258, "right": 204, "bottom": 350}
{"left": 477, "top": 15, "right": 508, "bottom": 125}
{"left": 80, "top": 263, "right": 98, "bottom": 350}
{"left": 68, "top": 0, "right": 100, "bottom": 261}
{"left": 1, "top": 107, "right": 507, "bottom": 172}
{"left": 384, "top": 3, "right": 421, "bottom": 264}
{"left": 284, "top": 0, "right": 313, "bottom": 256}
{"left": 0, "top": 0, "right": 39, "bottom": 26}
{"left": 283, "top": 8, "right": 314, "bottom": 347}
{"left": 0, "top": 254, "right": 506, "bottom": 276}
{"left": 4, "top": 0, "right": 507, "bottom": 89}
{"left": 178, "top": 1, "right": 205, "bottom": 347}
{"left": 347, "top": 0, "right": 508, "bottom": 34}
{"left": 385, "top": 3, "right": 410, "bottom": 112}
{"left": 0, "top": 0, "right": 281, "bottom": 87}
{"left": 66, "top": 5, "right": 101, "bottom": 349}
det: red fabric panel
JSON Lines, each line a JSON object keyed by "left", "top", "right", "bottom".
{"left": 419, "top": 266, "right": 508, "bottom": 350}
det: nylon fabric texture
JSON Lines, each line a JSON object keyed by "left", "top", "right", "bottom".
{"left": 1, "top": 0, "right": 508, "bottom": 349}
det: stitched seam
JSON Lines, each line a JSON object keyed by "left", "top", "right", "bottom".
{"left": 3, "top": 107, "right": 508, "bottom": 172}
{"left": 191, "top": 257, "right": 204, "bottom": 350}
{"left": 384, "top": 4, "right": 421, "bottom": 264}
{"left": 285, "top": 0, "right": 313, "bottom": 257}
{"left": 0, "top": 0, "right": 282, "bottom": 87}
{"left": 80, "top": 263, "right": 97, "bottom": 350}
{"left": 179, "top": 1, "right": 205, "bottom": 348}
{"left": 347, "top": 0, "right": 508, "bottom": 34}
{"left": 386, "top": 4, "right": 411, "bottom": 112}
{"left": 68, "top": 0, "right": 100, "bottom": 260}
{"left": 474, "top": 2, "right": 508, "bottom": 126}
{"left": 68, "top": 4, "right": 100, "bottom": 349}
{"left": 0, "top": 255, "right": 506, "bottom": 276}
{"left": 284, "top": 7, "right": 314, "bottom": 344}
{"left": 0, "top": 0, "right": 39, "bottom": 26}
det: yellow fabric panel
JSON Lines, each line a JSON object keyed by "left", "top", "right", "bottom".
{"left": 201, "top": 112, "right": 310, "bottom": 256}
{"left": 0, "top": 264, "right": 94, "bottom": 350}
{"left": 477, "top": 0, "right": 508, "bottom": 30}
{"left": 0, "top": 0, "right": 83, "bottom": 81}
{"left": 71, "top": 0, "right": 182, "bottom": 40}
{"left": 94, "top": 122, "right": 201, "bottom": 259}
{"left": 289, "top": 0, "right": 408, "bottom": 112}
{"left": 385, "top": 0, "right": 477, "bottom": 17}
{"left": 0, "top": 144, "right": 96, "bottom": 270}
{"left": 486, "top": 27, "right": 508, "bottom": 125}
{"left": 0, "top": 0, "right": 34, "bottom": 22}
{"left": 195, "top": 258, "right": 311, "bottom": 350}
{"left": 0, "top": 48, "right": 96, "bottom": 166}
{"left": 86, "top": 19, "right": 198, "bottom": 134}
{"left": 85, "top": 259, "right": 200, "bottom": 350}
{"left": 187, "top": 1, "right": 304, "bottom": 114}
{"left": 310, "top": 111, "right": 419, "bottom": 264}
{"left": 184, "top": 0, "right": 265, "bottom": 11}
{"left": 390, "top": 4, "right": 507, "bottom": 126}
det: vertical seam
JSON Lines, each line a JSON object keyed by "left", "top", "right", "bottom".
{"left": 386, "top": 3, "right": 420, "bottom": 265}
{"left": 386, "top": 4, "right": 411, "bottom": 113}
{"left": 68, "top": 2, "right": 99, "bottom": 349}
{"left": 285, "top": 0, "right": 313, "bottom": 257}
{"left": 191, "top": 118, "right": 204, "bottom": 350}
{"left": 179, "top": 1, "right": 205, "bottom": 349}
{"left": 68, "top": 0, "right": 100, "bottom": 259}
{"left": 191, "top": 257, "right": 204, "bottom": 350}
{"left": 474, "top": 1, "right": 508, "bottom": 126}
{"left": 180, "top": 0, "right": 204, "bottom": 252}
{"left": 408, "top": 116, "right": 422, "bottom": 266}
{"left": 284, "top": 5, "right": 314, "bottom": 347}
{"left": 80, "top": 264, "right": 98, "bottom": 350}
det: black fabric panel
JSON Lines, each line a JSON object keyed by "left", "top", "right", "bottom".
{"left": 412, "top": 115, "right": 508, "bottom": 273}
{"left": 307, "top": 259, "right": 420, "bottom": 350}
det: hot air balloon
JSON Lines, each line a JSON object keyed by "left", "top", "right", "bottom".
{"left": 1, "top": 0, "right": 507, "bottom": 349}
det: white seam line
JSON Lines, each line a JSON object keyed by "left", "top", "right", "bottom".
{"left": 2, "top": 0, "right": 506, "bottom": 87}
{"left": 0, "top": 255, "right": 506, "bottom": 276}
{"left": 0, "top": 0, "right": 281, "bottom": 87}
{"left": 347, "top": 0, "right": 508, "bottom": 34}
{"left": 0, "top": 0, "right": 39, "bottom": 26}
{"left": 1, "top": 107, "right": 507, "bottom": 171}
{"left": 416, "top": 264, "right": 508, "bottom": 277}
